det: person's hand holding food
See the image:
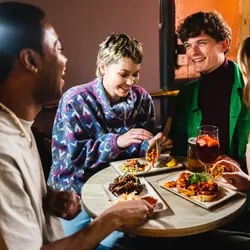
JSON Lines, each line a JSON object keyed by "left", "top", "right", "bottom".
{"left": 117, "top": 128, "right": 153, "bottom": 148}
{"left": 148, "top": 132, "right": 173, "bottom": 152}
{"left": 210, "top": 155, "right": 250, "bottom": 191}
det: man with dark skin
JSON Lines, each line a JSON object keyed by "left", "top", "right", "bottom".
{"left": 0, "top": 2, "right": 153, "bottom": 250}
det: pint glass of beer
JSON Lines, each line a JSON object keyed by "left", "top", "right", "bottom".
{"left": 187, "top": 137, "right": 204, "bottom": 172}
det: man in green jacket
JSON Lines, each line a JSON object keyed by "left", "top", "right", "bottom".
{"left": 169, "top": 11, "right": 250, "bottom": 169}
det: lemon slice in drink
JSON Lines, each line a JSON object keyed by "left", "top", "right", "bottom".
{"left": 166, "top": 157, "right": 177, "bottom": 167}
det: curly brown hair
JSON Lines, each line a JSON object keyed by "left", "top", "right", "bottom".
{"left": 177, "top": 10, "right": 232, "bottom": 54}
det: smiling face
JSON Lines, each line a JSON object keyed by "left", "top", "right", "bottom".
{"left": 33, "top": 20, "right": 67, "bottom": 104}
{"left": 101, "top": 57, "right": 140, "bottom": 102}
{"left": 184, "top": 32, "right": 228, "bottom": 74}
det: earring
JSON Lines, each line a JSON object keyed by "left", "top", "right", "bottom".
{"left": 34, "top": 68, "right": 38, "bottom": 73}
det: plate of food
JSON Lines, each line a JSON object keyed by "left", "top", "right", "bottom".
{"left": 102, "top": 174, "right": 168, "bottom": 212}
{"left": 156, "top": 171, "right": 237, "bottom": 209}
{"left": 110, "top": 154, "right": 184, "bottom": 176}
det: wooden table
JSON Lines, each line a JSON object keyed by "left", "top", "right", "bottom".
{"left": 81, "top": 166, "right": 246, "bottom": 237}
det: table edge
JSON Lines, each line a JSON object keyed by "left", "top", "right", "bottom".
{"left": 82, "top": 196, "right": 246, "bottom": 237}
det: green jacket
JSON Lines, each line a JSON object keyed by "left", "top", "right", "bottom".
{"left": 169, "top": 62, "right": 250, "bottom": 167}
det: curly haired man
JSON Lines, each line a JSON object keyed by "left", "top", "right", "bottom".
{"left": 169, "top": 11, "right": 250, "bottom": 171}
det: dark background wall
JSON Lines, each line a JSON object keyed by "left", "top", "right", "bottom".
{"left": 18, "top": 0, "right": 160, "bottom": 92}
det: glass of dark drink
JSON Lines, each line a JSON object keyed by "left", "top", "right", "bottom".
{"left": 196, "top": 125, "right": 220, "bottom": 173}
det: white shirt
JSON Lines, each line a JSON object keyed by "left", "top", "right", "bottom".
{"left": 0, "top": 111, "right": 64, "bottom": 250}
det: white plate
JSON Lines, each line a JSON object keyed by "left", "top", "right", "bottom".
{"left": 110, "top": 154, "right": 184, "bottom": 176}
{"left": 156, "top": 171, "right": 237, "bottom": 209}
{"left": 102, "top": 177, "right": 168, "bottom": 212}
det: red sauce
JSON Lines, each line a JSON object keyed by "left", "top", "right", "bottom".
{"left": 141, "top": 196, "right": 158, "bottom": 205}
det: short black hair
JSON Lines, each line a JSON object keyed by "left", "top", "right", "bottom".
{"left": 177, "top": 11, "right": 232, "bottom": 54}
{"left": 0, "top": 1, "right": 45, "bottom": 84}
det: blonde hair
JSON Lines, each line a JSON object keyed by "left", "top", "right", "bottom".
{"left": 237, "top": 36, "right": 250, "bottom": 108}
{"left": 96, "top": 33, "right": 143, "bottom": 79}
